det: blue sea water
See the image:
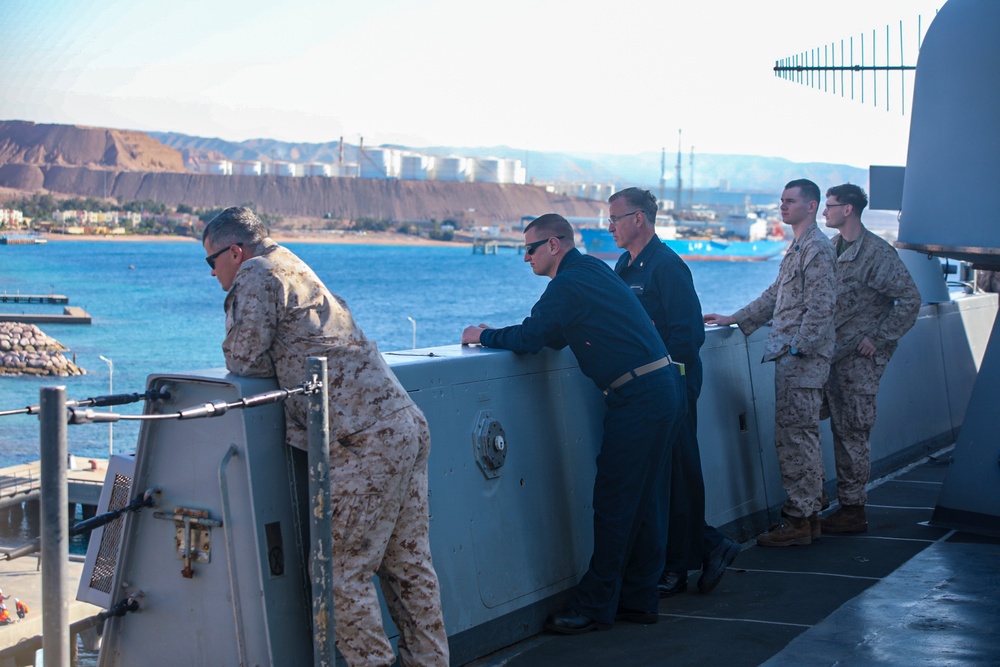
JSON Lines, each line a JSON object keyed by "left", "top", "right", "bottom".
{"left": 1, "top": 240, "right": 781, "bottom": 465}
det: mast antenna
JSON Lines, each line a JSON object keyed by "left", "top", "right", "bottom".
{"left": 772, "top": 11, "right": 933, "bottom": 114}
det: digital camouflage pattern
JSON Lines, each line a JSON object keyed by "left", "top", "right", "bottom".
{"left": 330, "top": 406, "right": 448, "bottom": 666}
{"left": 734, "top": 223, "right": 836, "bottom": 518}
{"left": 222, "top": 239, "right": 448, "bottom": 666}
{"left": 775, "top": 355, "right": 825, "bottom": 518}
{"left": 826, "top": 228, "right": 920, "bottom": 506}
{"left": 733, "top": 223, "right": 837, "bottom": 385}
{"left": 830, "top": 228, "right": 920, "bottom": 368}
{"left": 223, "top": 239, "right": 413, "bottom": 449}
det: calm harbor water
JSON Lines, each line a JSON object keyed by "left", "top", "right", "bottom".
{"left": 1, "top": 239, "right": 782, "bottom": 466}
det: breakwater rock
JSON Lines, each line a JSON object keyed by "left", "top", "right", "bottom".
{"left": 0, "top": 322, "right": 85, "bottom": 377}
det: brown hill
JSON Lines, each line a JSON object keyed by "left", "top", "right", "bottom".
{"left": 0, "top": 120, "right": 185, "bottom": 172}
{"left": 0, "top": 121, "right": 603, "bottom": 223}
{"left": 0, "top": 164, "right": 602, "bottom": 224}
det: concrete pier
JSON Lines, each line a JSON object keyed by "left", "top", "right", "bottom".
{"left": 0, "top": 307, "right": 91, "bottom": 325}
{"left": 472, "top": 238, "right": 525, "bottom": 254}
{"left": 0, "top": 460, "right": 107, "bottom": 511}
{"left": 0, "top": 460, "right": 109, "bottom": 666}
{"left": 0, "top": 296, "right": 69, "bottom": 306}
{"left": 0, "top": 557, "right": 102, "bottom": 667}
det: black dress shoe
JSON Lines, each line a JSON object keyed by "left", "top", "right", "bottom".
{"left": 615, "top": 606, "right": 658, "bottom": 625}
{"left": 544, "top": 609, "right": 612, "bottom": 635}
{"left": 657, "top": 570, "right": 688, "bottom": 598}
{"left": 697, "top": 537, "right": 741, "bottom": 594}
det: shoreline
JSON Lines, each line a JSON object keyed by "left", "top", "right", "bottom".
{"left": 38, "top": 231, "right": 465, "bottom": 247}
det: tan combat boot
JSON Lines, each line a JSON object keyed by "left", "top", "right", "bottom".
{"left": 820, "top": 505, "right": 868, "bottom": 533}
{"left": 756, "top": 515, "right": 812, "bottom": 547}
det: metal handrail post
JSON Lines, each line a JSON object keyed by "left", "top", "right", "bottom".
{"left": 306, "top": 357, "right": 334, "bottom": 666}
{"left": 40, "top": 385, "right": 69, "bottom": 667}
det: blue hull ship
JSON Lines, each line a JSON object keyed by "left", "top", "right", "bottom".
{"left": 579, "top": 227, "right": 786, "bottom": 262}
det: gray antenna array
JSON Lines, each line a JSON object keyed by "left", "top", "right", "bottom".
{"left": 773, "top": 12, "right": 935, "bottom": 115}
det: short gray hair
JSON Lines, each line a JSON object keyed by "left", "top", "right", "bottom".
{"left": 202, "top": 207, "right": 268, "bottom": 249}
{"left": 608, "top": 188, "right": 657, "bottom": 224}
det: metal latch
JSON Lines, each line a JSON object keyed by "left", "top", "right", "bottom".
{"left": 153, "top": 507, "right": 222, "bottom": 578}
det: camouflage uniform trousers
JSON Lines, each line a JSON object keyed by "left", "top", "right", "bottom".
{"left": 329, "top": 405, "right": 449, "bottom": 667}
{"left": 825, "top": 354, "right": 887, "bottom": 507}
{"left": 774, "top": 354, "right": 826, "bottom": 519}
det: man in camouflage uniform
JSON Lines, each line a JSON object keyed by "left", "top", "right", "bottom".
{"left": 820, "top": 184, "right": 920, "bottom": 533}
{"left": 204, "top": 207, "right": 448, "bottom": 667}
{"left": 703, "top": 179, "right": 836, "bottom": 547}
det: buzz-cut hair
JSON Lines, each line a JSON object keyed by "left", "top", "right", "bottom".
{"left": 784, "top": 178, "right": 821, "bottom": 204}
{"left": 524, "top": 213, "right": 575, "bottom": 245}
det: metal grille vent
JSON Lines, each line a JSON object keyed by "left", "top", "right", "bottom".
{"left": 87, "top": 472, "right": 132, "bottom": 594}
{"left": 77, "top": 455, "right": 136, "bottom": 608}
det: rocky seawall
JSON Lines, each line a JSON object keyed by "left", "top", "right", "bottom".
{"left": 0, "top": 322, "right": 85, "bottom": 377}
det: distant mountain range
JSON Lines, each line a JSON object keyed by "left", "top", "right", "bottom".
{"left": 148, "top": 131, "right": 869, "bottom": 194}
{"left": 0, "top": 120, "right": 875, "bottom": 225}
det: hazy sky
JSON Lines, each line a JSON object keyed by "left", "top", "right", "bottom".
{"left": 0, "top": 0, "right": 941, "bottom": 168}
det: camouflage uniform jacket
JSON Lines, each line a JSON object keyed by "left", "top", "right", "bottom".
{"left": 222, "top": 239, "right": 413, "bottom": 450}
{"left": 733, "top": 223, "right": 836, "bottom": 384}
{"left": 830, "top": 227, "right": 920, "bottom": 366}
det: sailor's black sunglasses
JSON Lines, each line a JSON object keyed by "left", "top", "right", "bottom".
{"left": 525, "top": 236, "right": 565, "bottom": 255}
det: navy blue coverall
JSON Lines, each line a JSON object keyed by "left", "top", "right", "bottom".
{"left": 481, "top": 248, "right": 685, "bottom": 622}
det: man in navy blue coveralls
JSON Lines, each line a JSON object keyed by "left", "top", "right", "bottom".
{"left": 609, "top": 188, "right": 741, "bottom": 598}
{"left": 462, "top": 213, "right": 685, "bottom": 634}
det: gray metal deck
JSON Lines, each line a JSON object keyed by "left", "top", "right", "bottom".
{"left": 468, "top": 452, "right": 1000, "bottom": 666}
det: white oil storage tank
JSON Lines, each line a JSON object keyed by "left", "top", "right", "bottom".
{"left": 203, "top": 159, "right": 232, "bottom": 175}
{"left": 333, "top": 162, "right": 359, "bottom": 178}
{"left": 303, "top": 162, "right": 333, "bottom": 177}
{"left": 232, "top": 160, "right": 262, "bottom": 176}
{"left": 401, "top": 154, "right": 433, "bottom": 180}
{"left": 431, "top": 156, "right": 470, "bottom": 182}
{"left": 360, "top": 148, "right": 399, "bottom": 179}
{"left": 473, "top": 158, "right": 501, "bottom": 183}
{"left": 499, "top": 158, "right": 526, "bottom": 184}
{"left": 269, "top": 161, "right": 298, "bottom": 177}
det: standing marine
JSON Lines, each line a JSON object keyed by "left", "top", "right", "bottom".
{"left": 703, "top": 179, "right": 837, "bottom": 547}
{"left": 820, "top": 183, "right": 920, "bottom": 533}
